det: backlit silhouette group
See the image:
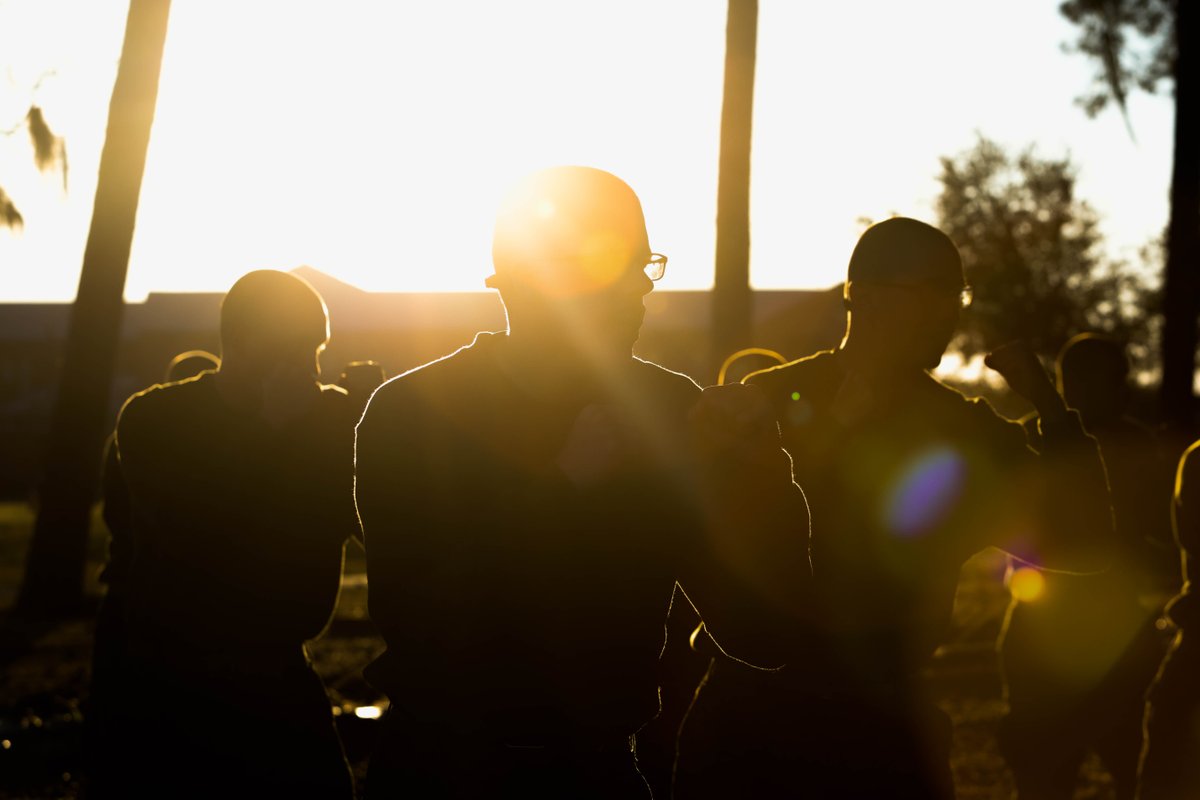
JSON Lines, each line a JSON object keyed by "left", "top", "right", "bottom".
{"left": 86, "top": 166, "right": 1199, "bottom": 799}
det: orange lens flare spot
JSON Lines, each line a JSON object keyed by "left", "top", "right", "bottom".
{"left": 1009, "top": 566, "right": 1046, "bottom": 603}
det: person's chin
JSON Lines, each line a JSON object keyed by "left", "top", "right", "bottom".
{"left": 608, "top": 330, "right": 639, "bottom": 357}
{"left": 613, "top": 311, "right": 644, "bottom": 350}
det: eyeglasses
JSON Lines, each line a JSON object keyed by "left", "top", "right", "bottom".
{"left": 871, "top": 281, "right": 973, "bottom": 309}
{"left": 645, "top": 253, "right": 668, "bottom": 282}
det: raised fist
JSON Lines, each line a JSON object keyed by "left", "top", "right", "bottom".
{"left": 260, "top": 362, "right": 320, "bottom": 430}
{"left": 985, "top": 340, "right": 1062, "bottom": 416}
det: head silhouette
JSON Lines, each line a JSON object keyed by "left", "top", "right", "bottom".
{"left": 488, "top": 166, "right": 656, "bottom": 358}
{"left": 843, "top": 217, "right": 966, "bottom": 371}
{"left": 164, "top": 350, "right": 220, "bottom": 383}
{"left": 1056, "top": 333, "right": 1130, "bottom": 425}
{"left": 219, "top": 270, "right": 329, "bottom": 378}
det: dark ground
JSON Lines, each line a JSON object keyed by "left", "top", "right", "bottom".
{"left": 0, "top": 502, "right": 1119, "bottom": 799}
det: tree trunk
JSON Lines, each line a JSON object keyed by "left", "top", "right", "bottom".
{"left": 712, "top": 0, "right": 758, "bottom": 372}
{"left": 1160, "top": 0, "right": 1200, "bottom": 430}
{"left": 17, "top": 0, "right": 172, "bottom": 616}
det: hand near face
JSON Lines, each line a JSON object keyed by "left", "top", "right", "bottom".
{"left": 985, "top": 340, "right": 1065, "bottom": 418}
{"left": 260, "top": 362, "right": 321, "bottom": 430}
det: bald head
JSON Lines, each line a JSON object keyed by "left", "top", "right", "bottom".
{"left": 491, "top": 166, "right": 652, "bottom": 297}
{"left": 221, "top": 270, "right": 328, "bottom": 350}
{"left": 848, "top": 217, "right": 964, "bottom": 289}
{"left": 220, "top": 270, "right": 329, "bottom": 366}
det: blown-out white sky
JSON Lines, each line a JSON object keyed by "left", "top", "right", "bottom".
{"left": 0, "top": 0, "right": 1174, "bottom": 302}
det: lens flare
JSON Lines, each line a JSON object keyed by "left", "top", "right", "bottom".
{"left": 883, "top": 446, "right": 967, "bottom": 537}
{"left": 1009, "top": 566, "right": 1046, "bottom": 602}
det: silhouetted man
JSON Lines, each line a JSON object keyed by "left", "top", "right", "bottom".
{"left": 998, "top": 333, "right": 1177, "bottom": 800}
{"left": 1138, "top": 437, "right": 1200, "bottom": 799}
{"left": 355, "top": 166, "right": 810, "bottom": 798}
{"left": 106, "top": 271, "right": 357, "bottom": 798}
{"left": 675, "top": 217, "right": 1114, "bottom": 798}
{"left": 87, "top": 349, "right": 219, "bottom": 794}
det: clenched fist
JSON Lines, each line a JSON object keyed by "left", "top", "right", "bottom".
{"left": 261, "top": 362, "right": 321, "bottom": 430}
{"left": 985, "top": 341, "right": 1066, "bottom": 420}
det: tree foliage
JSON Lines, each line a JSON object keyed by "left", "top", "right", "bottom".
{"left": 1060, "top": 0, "right": 1175, "bottom": 132}
{"left": 1062, "top": 0, "right": 1197, "bottom": 424}
{"left": 935, "top": 135, "right": 1155, "bottom": 366}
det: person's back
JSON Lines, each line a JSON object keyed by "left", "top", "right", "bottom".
{"left": 104, "top": 271, "right": 357, "bottom": 799}
{"left": 86, "top": 350, "right": 219, "bottom": 795}
{"left": 356, "top": 167, "right": 809, "bottom": 798}
{"left": 674, "top": 218, "right": 1114, "bottom": 799}
{"left": 119, "top": 373, "right": 353, "bottom": 652}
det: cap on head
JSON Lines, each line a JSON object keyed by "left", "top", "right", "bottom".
{"left": 848, "top": 217, "right": 964, "bottom": 288}
{"left": 220, "top": 270, "right": 329, "bottom": 353}
{"left": 491, "top": 166, "right": 651, "bottom": 296}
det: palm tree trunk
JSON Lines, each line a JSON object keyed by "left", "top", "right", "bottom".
{"left": 17, "top": 0, "right": 172, "bottom": 616}
{"left": 1161, "top": 0, "right": 1199, "bottom": 430}
{"left": 712, "top": 0, "right": 758, "bottom": 372}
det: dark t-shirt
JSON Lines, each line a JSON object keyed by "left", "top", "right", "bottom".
{"left": 115, "top": 372, "right": 358, "bottom": 656}
{"left": 355, "top": 332, "right": 806, "bottom": 742}
{"left": 748, "top": 350, "right": 1111, "bottom": 681}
